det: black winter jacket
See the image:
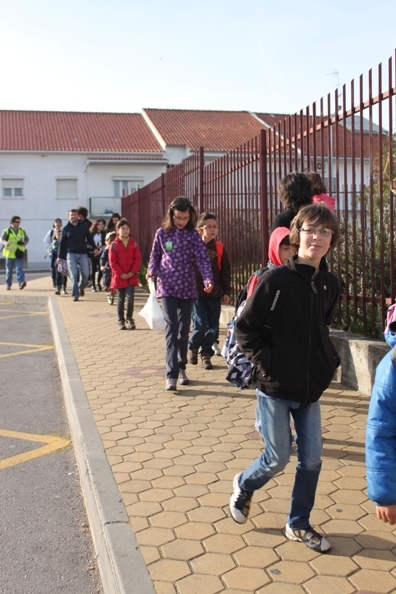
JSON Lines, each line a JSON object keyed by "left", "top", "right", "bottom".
{"left": 235, "top": 257, "right": 340, "bottom": 403}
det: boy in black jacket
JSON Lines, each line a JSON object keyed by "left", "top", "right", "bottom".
{"left": 230, "top": 203, "right": 340, "bottom": 554}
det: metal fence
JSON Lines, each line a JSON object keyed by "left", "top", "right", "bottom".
{"left": 123, "top": 51, "right": 396, "bottom": 336}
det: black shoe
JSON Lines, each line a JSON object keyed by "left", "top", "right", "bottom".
{"left": 118, "top": 321, "right": 126, "bottom": 330}
{"left": 98, "top": 285, "right": 103, "bottom": 291}
{"left": 229, "top": 473, "right": 253, "bottom": 524}
{"left": 6, "top": 286, "right": 10, "bottom": 290}
{"left": 62, "top": 289, "right": 67, "bottom": 295}
{"left": 202, "top": 355, "right": 213, "bottom": 370}
{"left": 80, "top": 288, "right": 85, "bottom": 297}
{"left": 126, "top": 319, "right": 136, "bottom": 330}
{"left": 189, "top": 348, "right": 198, "bottom": 365}
{"left": 73, "top": 296, "right": 79, "bottom": 302}
{"left": 54, "top": 289, "right": 60, "bottom": 295}
{"left": 19, "top": 281, "right": 27, "bottom": 290}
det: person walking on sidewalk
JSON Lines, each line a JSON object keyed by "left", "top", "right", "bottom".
{"left": 57, "top": 209, "right": 98, "bottom": 301}
{"left": 147, "top": 197, "right": 214, "bottom": 391}
{"left": 188, "top": 212, "right": 231, "bottom": 370}
{"left": 230, "top": 203, "right": 340, "bottom": 553}
{"left": 1, "top": 215, "right": 29, "bottom": 290}
{"left": 109, "top": 218, "right": 141, "bottom": 330}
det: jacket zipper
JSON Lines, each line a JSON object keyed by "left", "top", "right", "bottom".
{"left": 305, "top": 281, "right": 318, "bottom": 402}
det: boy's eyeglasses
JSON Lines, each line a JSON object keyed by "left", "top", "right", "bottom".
{"left": 299, "top": 227, "right": 333, "bottom": 237}
{"left": 202, "top": 226, "right": 218, "bottom": 231}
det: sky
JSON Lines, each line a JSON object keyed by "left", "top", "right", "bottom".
{"left": 0, "top": 0, "right": 395, "bottom": 117}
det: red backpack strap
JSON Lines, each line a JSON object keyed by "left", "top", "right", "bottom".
{"left": 215, "top": 241, "right": 224, "bottom": 269}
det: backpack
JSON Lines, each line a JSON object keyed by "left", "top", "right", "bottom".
{"left": 224, "top": 266, "right": 290, "bottom": 389}
{"left": 215, "top": 241, "right": 224, "bottom": 269}
{"left": 234, "top": 266, "right": 267, "bottom": 313}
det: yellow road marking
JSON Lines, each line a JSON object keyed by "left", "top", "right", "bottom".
{"left": 0, "top": 342, "right": 54, "bottom": 359}
{"left": 0, "top": 429, "right": 70, "bottom": 470}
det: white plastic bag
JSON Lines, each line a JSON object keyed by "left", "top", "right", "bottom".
{"left": 139, "top": 278, "right": 166, "bottom": 331}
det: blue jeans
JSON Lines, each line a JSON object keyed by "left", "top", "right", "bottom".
{"left": 189, "top": 297, "right": 222, "bottom": 355}
{"left": 5, "top": 257, "right": 25, "bottom": 287}
{"left": 66, "top": 252, "right": 89, "bottom": 298}
{"left": 239, "top": 390, "right": 322, "bottom": 530}
{"left": 161, "top": 297, "right": 193, "bottom": 379}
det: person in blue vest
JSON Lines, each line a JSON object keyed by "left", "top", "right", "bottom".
{"left": 188, "top": 212, "right": 231, "bottom": 371}
{"left": 1, "top": 215, "right": 29, "bottom": 290}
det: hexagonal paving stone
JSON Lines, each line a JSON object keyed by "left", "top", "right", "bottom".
{"left": 148, "top": 559, "right": 191, "bottom": 582}
{"left": 325, "top": 504, "right": 366, "bottom": 521}
{"left": 266, "top": 560, "right": 315, "bottom": 583}
{"left": 310, "top": 553, "right": 358, "bottom": 576}
{"left": 223, "top": 566, "right": 270, "bottom": 591}
{"left": 303, "top": 575, "right": 355, "bottom": 593}
{"left": 136, "top": 527, "right": 175, "bottom": 546}
{"left": 175, "top": 522, "right": 215, "bottom": 541}
{"left": 175, "top": 573, "right": 223, "bottom": 594}
{"left": 234, "top": 545, "right": 279, "bottom": 568}
{"left": 191, "top": 552, "right": 236, "bottom": 575}
{"left": 349, "top": 568, "right": 396, "bottom": 592}
{"left": 203, "top": 533, "right": 245, "bottom": 554}
{"left": 161, "top": 539, "right": 204, "bottom": 561}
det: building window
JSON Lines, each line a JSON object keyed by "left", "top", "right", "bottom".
{"left": 57, "top": 178, "right": 78, "bottom": 199}
{"left": 113, "top": 179, "right": 143, "bottom": 197}
{"left": 2, "top": 178, "right": 24, "bottom": 199}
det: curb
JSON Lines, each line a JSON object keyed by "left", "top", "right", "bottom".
{"left": 48, "top": 296, "right": 155, "bottom": 594}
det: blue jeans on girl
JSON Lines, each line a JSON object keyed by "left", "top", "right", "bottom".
{"left": 161, "top": 297, "right": 193, "bottom": 380}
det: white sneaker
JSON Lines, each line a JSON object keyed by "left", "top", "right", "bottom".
{"left": 285, "top": 523, "right": 331, "bottom": 553}
{"left": 213, "top": 343, "right": 222, "bottom": 356}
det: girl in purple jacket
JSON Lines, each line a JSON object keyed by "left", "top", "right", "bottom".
{"left": 147, "top": 197, "right": 214, "bottom": 391}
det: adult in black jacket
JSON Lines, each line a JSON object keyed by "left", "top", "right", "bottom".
{"left": 58, "top": 209, "right": 98, "bottom": 301}
{"left": 271, "top": 171, "right": 314, "bottom": 231}
{"left": 230, "top": 203, "right": 340, "bottom": 554}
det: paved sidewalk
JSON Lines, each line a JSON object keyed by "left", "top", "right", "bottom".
{"left": 2, "top": 276, "right": 396, "bottom": 594}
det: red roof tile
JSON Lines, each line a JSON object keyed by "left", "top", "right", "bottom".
{"left": 143, "top": 108, "right": 267, "bottom": 151}
{"left": 0, "top": 111, "right": 163, "bottom": 152}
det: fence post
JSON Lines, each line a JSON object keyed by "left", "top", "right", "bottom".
{"left": 161, "top": 173, "right": 166, "bottom": 216}
{"left": 259, "top": 129, "right": 269, "bottom": 265}
{"left": 199, "top": 147, "right": 205, "bottom": 212}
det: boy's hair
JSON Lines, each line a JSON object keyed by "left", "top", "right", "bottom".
{"left": 162, "top": 196, "right": 197, "bottom": 231}
{"left": 278, "top": 172, "right": 314, "bottom": 212}
{"left": 290, "top": 203, "right": 340, "bottom": 249}
{"left": 197, "top": 212, "right": 217, "bottom": 228}
{"left": 116, "top": 218, "right": 130, "bottom": 230}
{"left": 10, "top": 215, "right": 21, "bottom": 223}
{"left": 53, "top": 218, "right": 62, "bottom": 226}
{"left": 68, "top": 209, "right": 78, "bottom": 215}
{"left": 307, "top": 171, "right": 327, "bottom": 195}
{"left": 279, "top": 235, "right": 291, "bottom": 247}
{"left": 77, "top": 206, "right": 89, "bottom": 219}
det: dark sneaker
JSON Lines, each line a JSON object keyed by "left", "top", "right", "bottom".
{"left": 91, "top": 287, "right": 97, "bottom": 292}
{"left": 118, "top": 321, "right": 126, "bottom": 330}
{"left": 19, "top": 281, "right": 26, "bottom": 290}
{"left": 54, "top": 289, "right": 60, "bottom": 295}
{"left": 126, "top": 319, "right": 136, "bottom": 330}
{"left": 178, "top": 369, "right": 190, "bottom": 385}
{"left": 189, "top": 348, "right": 198, "bottom": 365}
{"left": 80, "top": 288, "right": 85, "bottom": 297}
{"left": 62, "top": 289, "right": 67, "bottom": 295}
{"left": 73, "top": 296, "right": 79, "bottom": 302}
{"left": 285, "top": 524, "right": 331, "bottom": 553}
{"left": 165, "top": 378, "right": 177, "bottom": 391}
{"left": 230, "top": 472, "right": 253, "bottom": 523}
{"left": 202, "top": 355, "right": 213, "bottom": 370}
{"left": 6, "top": 286, "right": 11, "bottom": 290}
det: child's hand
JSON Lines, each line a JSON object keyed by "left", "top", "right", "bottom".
{"left": 203, "top": 281, "right": 214, "bottom": 294}
{"left": 146, "top": 272, "right": 155, "bottom": 279}
{"left": 376, "top": 504, "right": 396, "bottom": 524}
{"left": 222, "top": 295, "right": 231, "bottom": 305}
{"left": 100, "top": 266, "right": 105, "bottom": 271}
{"left": 120, "top": 273, "right": 128, "bottom": 279}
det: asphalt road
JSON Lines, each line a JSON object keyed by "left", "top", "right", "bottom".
{"left": 0, "top": 299, "right": 103, "bottom": 594}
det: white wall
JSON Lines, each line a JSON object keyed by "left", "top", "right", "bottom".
{"left": 0, "top": 151, "right": 166, "bottom": 267}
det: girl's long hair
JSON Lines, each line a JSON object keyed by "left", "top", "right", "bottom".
{"left": 162, "top": 197, "right": 197, "bottom": 231}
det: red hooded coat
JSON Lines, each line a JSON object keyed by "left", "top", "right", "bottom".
{"left": 109, "top": 236, "right": 142, "bottom": 289}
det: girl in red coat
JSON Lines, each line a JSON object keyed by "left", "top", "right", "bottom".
{"left": 109, "top": 218, "right": 142, "bottom": 330}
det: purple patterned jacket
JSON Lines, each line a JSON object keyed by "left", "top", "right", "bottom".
{"left": 148, "top": 227, "right": 214, "bottom": 299}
